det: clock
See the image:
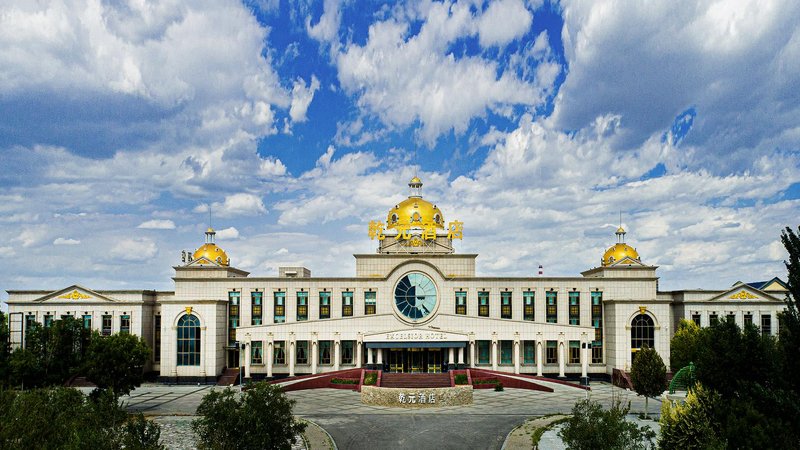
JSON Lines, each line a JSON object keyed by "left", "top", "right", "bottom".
{"left": 394, "top": 272, "right": 438, "bottom": 321}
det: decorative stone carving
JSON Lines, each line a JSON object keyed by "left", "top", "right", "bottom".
{"left": 360, "top": 385, "right": 473, "bottom": 408}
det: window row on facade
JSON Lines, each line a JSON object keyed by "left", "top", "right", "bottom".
{"left": 227, "top": 290, "right": 604, "bottom": 325}
{"left": 24, "top": 312, "right": 131, "bottom": 335}
{"left": 688, "top": 310, "right": 777, "bottom": 336}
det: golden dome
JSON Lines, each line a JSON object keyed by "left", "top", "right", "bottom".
{"left": 602, "top": 243, "right": 640, "bottom": 266}
{"left": 193, "top": 243, "right": 230, "bottom": 266}
{"left": 387, "top": 197, "right": 445, "bottom": 229}
{"left": 192, "top": 227, "right": 230, "bottom": 266}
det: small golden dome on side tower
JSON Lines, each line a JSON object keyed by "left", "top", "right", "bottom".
{"left": 192, "top": 228, "right": 230, "bottom": 266}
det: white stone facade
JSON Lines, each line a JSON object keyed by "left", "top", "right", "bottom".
{"left": 4, "top": 248, "right": 789, "bottom": 383}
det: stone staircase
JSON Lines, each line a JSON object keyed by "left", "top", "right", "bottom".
{"left": 380, "top": 373, "right": 451, "bottom": 388}
{"left": 217, "top": 368, "right": 240, "bottom": 386}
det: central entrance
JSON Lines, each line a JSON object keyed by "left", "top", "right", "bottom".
{"left": 388, "top": 348, "right": 446, "bottom": 373}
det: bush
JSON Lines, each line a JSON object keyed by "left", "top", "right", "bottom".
{"left": 659, "top": 384, "right": 725, "bottom": 450}
{"left": 363, "top": 371, "right": 377, "bottom": 385}
{"left": 454, "top": 374, "right": 468, "bottom": 385}
{"left": 192, "top": 382, "right": 306, "bottom": 450}
{"left": 330, "top": 377, "right": 358, "bottom": 384}
{"left": 559, "top": 398, "right": 656, "bottom": 450}
{"left": 669, "top": 319, "right": 701, "bottom": 371}
{"left": 494, "top": 382, "right": 504, "bottom": 391}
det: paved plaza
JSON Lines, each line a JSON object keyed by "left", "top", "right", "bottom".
{"left": 120, "top": 382, "right": 659, "bottom": 449}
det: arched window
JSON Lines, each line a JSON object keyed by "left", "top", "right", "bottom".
{"left": 177, "top": 314, "right": 201, "bottom": 366}
{"left": 631, "top": 314, "right": 654, "bottom": 361}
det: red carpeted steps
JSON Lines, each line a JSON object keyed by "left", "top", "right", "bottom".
{"left": 217, "top": 368, "right": 240, "bottom": 386}
{"left": 380, "top": 373, "right": 452, "bottom": 388}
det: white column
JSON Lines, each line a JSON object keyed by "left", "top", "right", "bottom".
{"left": 311, "top": 340, "right": 318, "bottom": 374}
{"left": 513, "top": 340, "right": 520, "bottom": 374}
{"left": 244, "top": 340, "right": 251, "bottom": 379}
{"left": 536, "top": 341, "right": 543, "bottom": 376}
{"left": 356, "top": 339, "right": 362, "bottom": 368}
{"left": 558, "top": 341, "right": 566, "bottom": 378}
{"left": 469, "top": 341, "right": 476, "bottom": 368}
{"left": 491, "top": 340, "right": 498, "bottom": 371}
{"left": 334, "top": 339, "right": 341, "bottom": 371}
{"left": 266, "top": 341, "right": 274, "bottom": 378}
{"left": 289, "top": 340, "right": 296, "bottom": 377}
{"left": 458, "top": 347, "right": 464, "bottom": 366}
{"left": 367, "top": 347, "right": 374, "bottom": 365}
{"left": 448, "top": 347, "right": 455, "bottom": 367}
{"left": 376, "top": 348, "right": 383, "bottom": 368}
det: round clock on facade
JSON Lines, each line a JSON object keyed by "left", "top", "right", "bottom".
{"left": 394, "top": 272, "right": 438, "bottom": 321}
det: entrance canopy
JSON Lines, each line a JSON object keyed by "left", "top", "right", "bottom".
{"left": 366, "top": 341, "right": 466, "bottom": 348}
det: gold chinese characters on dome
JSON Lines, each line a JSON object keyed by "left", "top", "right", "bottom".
{"left": 58, "top": 290, "right": 91, "bottom": 300}
{"left": 368, "top": 176, "right": 463, "bottom": 242}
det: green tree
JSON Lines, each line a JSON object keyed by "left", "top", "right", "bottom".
{"left": 84, "top": 331, "right": 151, "bottom": 399}
{"left": 0, "top": 387, "right": 165, "bottom": 450}
{"left": 779, "top": 226, "right": 800, "bottom": 392}
{"left": 669, "top": 319, "right": 701, "bottom": 372}
{"left": 630, "top": 346, "right": 666, "bottom": 419}
{"left": 7, "top": 317, "right": 90, "bottom": 388}
{"left": 192, "top": 382, "right": 307, "bottom": 450}
{"left": 659, "top": 383, "right": 725, "bottom": 450}
{"left": 559, "top": 398, "right": 656, "bottom": 450}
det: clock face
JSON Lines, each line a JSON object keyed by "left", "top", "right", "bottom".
{"left": 394, "top": 272, "right": 438, "bottom": 321}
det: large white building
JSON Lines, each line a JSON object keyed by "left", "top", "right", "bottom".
{"left": 4, "top": 177, "right": 789, "bottom": 384}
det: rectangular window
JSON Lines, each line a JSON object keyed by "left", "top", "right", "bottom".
{"left": 546, "top": 291, "right": 557, "bottom": 323}
{"left": 478, "top": 291, "right": 490, "bottom": 317}
{"left": 273, "top": 292, "right": 286, "bottom": 323}
{"left": 251, "top": 292, "right": 263, "bottom": 325}
{"left": 319, "top": 340, "right": 332, "bottom": 365}
{"left": 523, "top": 340, "right": 536, "bottom": 364}
{"left": 82, "top": 314, "right": 92, "bottom": 330}
{"left": 710, "top": 313, "right": 719, "bottom": 326}
{"left": 341, "top": 340, "right": 354, "bottom": 365}
{"left": 477, "top": 340, "right": 490, "bottom": 364}
{"left": 591, "top": 292, "right": 603, "bottom": 364}
{"left": 455, "top": 291, "right": 467, "bottom": 315}
{"left": 251, "top": 341, "right": 263, "bottom": 364}
{"left": 569, "top": 291, "right": 580, "bottom": 325}
{"left": 523, "top": 291, "right": 535, "bottom": 321}
{"left": 273, "top": 341, "right": 286, "bottom": 365}
{"left": 101, "top": 315, "right": 112, "bottom": 335}
{"left": 297, "top": 292, "right": 308, "bottom": 321}
{"left": 726, "top": 313, "right": 736, "bottom": 324}
{"left": 592, "top": 341, "right": 603, "bottom": 364}
{"left": 154, "top": 315, "right": 161, "bottom": 363}
{"left": 296, "top": 341, "right": 309, "bottom": 365}
{"left": 692, "top": 313, "right": 701, "bottom": 326}
{"left": 546, "top": 340, "right": 557, "bottom": 364}
{"left": 569, "top": 341, "right": 580, "bottom": 364}
{"left": 365, "top": 291, "right": 377, "bottom": 315}
{"left": 44, "top": 315, "right": 53, "bottom": 328}
{"left": 761, "top": 314, "right": 772, "bottom": 336}
{"left": 744, "top": 313, "right": 753, "bottom": 327}
{"left": 229, "top": 291, "right": 240, "bottom": 345}
{"left": 25, "top": 314, "right": 36, "bottom": 331}
{"left": 120, "top": 315, "right": 130, "bottom": 334}
{"left": 342, "top": 292, "right": 353, "bottom": 317}
{"left": 319, "top": 292, "right": 331, "bottom": 319}
{"left": 500, "top": 340, "right": 513, "bottom": 364}
{"left": 501, "top": 292, "right": 512, "bottom": 319}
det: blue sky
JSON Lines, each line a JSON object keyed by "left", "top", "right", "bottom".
{"left": 1, "top": 0, "right": 799, "bottom": 305}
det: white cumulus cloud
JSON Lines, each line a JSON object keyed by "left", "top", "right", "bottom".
{"left": 109, "top": 238, "right": 158, "bottom": 262}
{"left": 53, "top": 237, "right": 80, "bottom": 245}
{"left": 137, "top": 219, "right": 176, "bottom": 230}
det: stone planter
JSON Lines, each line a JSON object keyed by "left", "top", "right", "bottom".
{"left": 360, "top": 385, "right": 473, "bottom": 408}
